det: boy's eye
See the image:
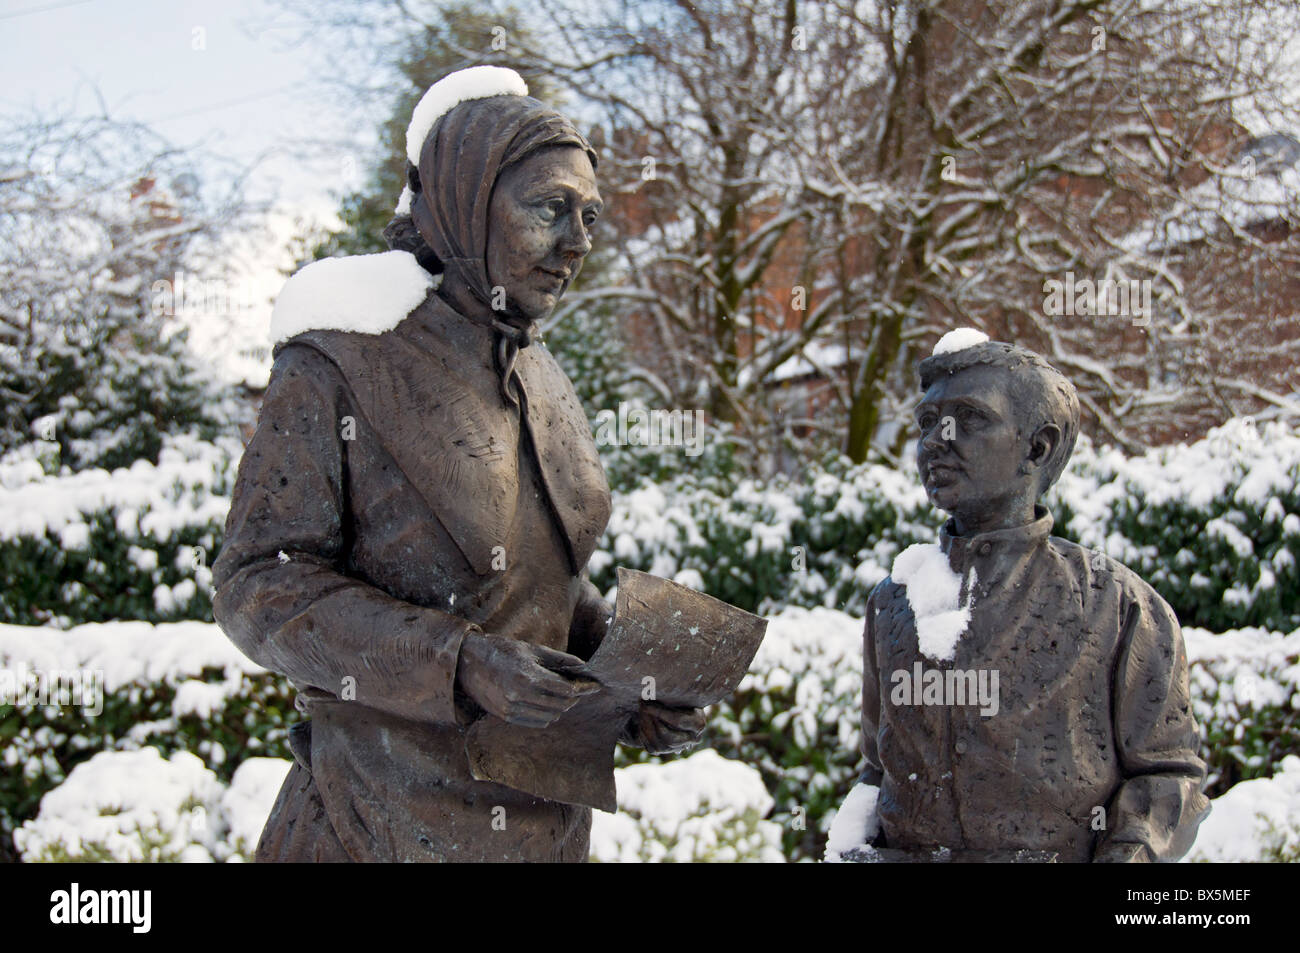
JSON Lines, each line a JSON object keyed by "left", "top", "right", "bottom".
{"left": 917, "top": 414, "right": 936, "bottom": 431}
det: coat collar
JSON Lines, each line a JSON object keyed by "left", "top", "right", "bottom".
{"left": 939, "top": 505, "right": 1055, "bottom": 589}
{"left": 278, "top": 292, "right": 610, "bottom": 577}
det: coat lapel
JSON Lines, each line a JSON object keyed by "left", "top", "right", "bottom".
{"left": 274, "top": 292, "right": 610, "bottom": 578}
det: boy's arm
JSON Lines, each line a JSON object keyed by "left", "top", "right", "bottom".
{"left": 859, "top": 586, "right": 885, "bottom": 788}
{"left": 1094, "top": 581, "right": 1211, "bottom": 862}
{"left": 825, "top": 585, "right": 887, "bottom": 861}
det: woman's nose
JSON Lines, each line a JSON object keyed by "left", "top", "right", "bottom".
{"left": 560, "top": 215, "right": 592, "bottom": 258}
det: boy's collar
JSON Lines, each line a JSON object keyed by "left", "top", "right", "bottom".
{"left": 939, "top": 505, "right": 1054, "bottom": 564}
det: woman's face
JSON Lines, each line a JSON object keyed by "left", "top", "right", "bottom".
{"left": 486, "top": 145, "right": 601, "bottom": 321}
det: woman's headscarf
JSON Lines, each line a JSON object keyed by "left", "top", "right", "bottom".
{"left": 399, "top": 91, "right": 597, "bottom": 404}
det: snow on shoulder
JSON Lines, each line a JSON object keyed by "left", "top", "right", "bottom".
{"left": 269, "top": 251, "right": 436, "bottom": 344}
{"left": 890, "top": 543, "right": 976, "bottom": 661}
{"left": 405, "top": 65, "right": 529, "bottom": 165}
{"left": 932, "top": 327, "right": 990, "bottom": 356}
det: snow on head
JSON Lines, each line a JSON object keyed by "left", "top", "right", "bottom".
{"left": 932, "top": 327, "right": 990, "bottom": 357}
{"left": 405, "top": 65, "right": 529, "bottom": 165}
{"left": 890, "top": 543, "right": 975, "bottom": 661}
{"left": 269, "top": 250, "right": 436, "bottom": 343}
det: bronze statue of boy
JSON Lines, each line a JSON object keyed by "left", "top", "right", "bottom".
{"left": 827, "top": 331, "right": 1210, "bottom": 863}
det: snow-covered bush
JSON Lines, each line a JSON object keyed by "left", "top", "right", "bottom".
{"left": 4, "top": 611, "right": 1297, "bottom": 862}
{"left": 1053, "top": 419, "right": 1300, "bottom": 634}
{"left": 3, "top": 416, "right": 1299, "bottom": 860}
{"left": 590, "top": 418, "right": 1300, "bottom": 634}
{"left": 15, "top": 749, "right": 287, "bottom": 863}
{"left": 6, "top": 416, "right": 1297, "bottom": 637}
{"left": 0, "top": 619, "right": 294, "bottom": 850}
{"left": 0, "top": 432, "right": 240, "bottom": 625}
{"left": 1184, "top": 627, "right": 1300, "bottom": 794}
{"left": 591, "top": 749, "right": 783, "bottom": 862}
{"left": 1184, "top": 755, "right": 1300, "bottom": 863}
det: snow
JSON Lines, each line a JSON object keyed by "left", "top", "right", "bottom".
{"left": 823, "top": 781, "right": 880, "bottom": 862}
{"left": 14, "top": 749, "right": 290, "bottom": 863}
{"left": 590, "top": 749, "right": 783, "bottom": 862}
{"left": 932, "top": 327, "right": 989, "bottom": 356}
{"left": 890, "top": 543, "right": 975, "bottom": 661}
{"left": 395, "top": 185, "right": 413, "bottom": 215}
{"left": 405, "top": 66, "right": 529, "bottom": 165}
{"left": 1184, "top": 755, "right": 1300, "bottom": 863}
{"left": 220, "top": 757, "right": 290, "bottom": 854}
{"left": 4, "top": 606, "right": 1299, "bottom": 862}
{"left": 0, "top": 619, "right": 265, "bottom": 694}
{"left": 741, "top": 606, "right": 864, "bottom": 751}
{"left": 1120, "top": 162, "right": 1300, "bottom": 254}
{"left": 269, "top": 250, "right": 437, "bottom": 344}
{"left": 0, "top": 432, "right": 238, "bottom": 545}
{"left": 14, "top": 748, "right": 224, "bottom": 862}
{"left": 738, "top": 340, "right": 849, "bottom": 387}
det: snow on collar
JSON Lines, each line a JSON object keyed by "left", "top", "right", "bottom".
{"left": 269, "top": 251, "right": 438, "bottom": 344}
{"left": 932, "top": 327, "right": 989, "bottom": 356}
{"left": 405, "top": 66, "right": 529, "bottom": 165}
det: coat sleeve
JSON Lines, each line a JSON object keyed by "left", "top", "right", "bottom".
{"left": 858, "top": 583, "right": 886, "bottom": 788}
{"left": 1094, "top": 580, "right": 1210, "bottom": 862}
{"left": 211, "top": 343, "right": 478, "bottom": 725}
{"left": 566, "top": 576, "right": 612, "bottom": 662}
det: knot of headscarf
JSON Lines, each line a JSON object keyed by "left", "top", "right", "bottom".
{"left": 409, "top": 93, "right": 596, "bottom": 406}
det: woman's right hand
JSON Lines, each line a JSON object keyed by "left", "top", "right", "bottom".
{"left": 455, "top": 631, "right": 600, "bottom": 727}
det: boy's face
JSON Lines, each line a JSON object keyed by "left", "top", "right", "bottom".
{"left": 915, "top": 363, "right": 1042, "bottom": 533}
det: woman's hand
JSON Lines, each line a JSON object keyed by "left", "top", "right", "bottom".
{"left": 619, "top": 702, "right": 707, "bottom": 754}
{"left": 455, "top": 631, "right": 600, "bottom": 728}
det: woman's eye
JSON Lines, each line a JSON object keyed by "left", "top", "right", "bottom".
{"left": 537, "top": 200, "right": 564, "bottom": 222}
{"left": 583, "top": 211, "right": 598, "bottom": 227}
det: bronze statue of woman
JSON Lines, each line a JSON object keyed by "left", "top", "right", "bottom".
{"left": 212, "top": 67, "right": 704, "bottom": 862}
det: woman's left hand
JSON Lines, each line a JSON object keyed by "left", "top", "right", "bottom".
{"left": 620, "top": 702, "right": 707, "bottom": 754}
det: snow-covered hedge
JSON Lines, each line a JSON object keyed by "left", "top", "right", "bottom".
{"left": 2, "top": 415, "right": 1298, "bottom": 860}
{"left": 590, "top": 418, "right": 1300, "bottom": 635}
{"left": 0, "top": 432, "right": 239, "bottom": 626}
{"left": 4, "top": 610, "right": 1296, "bottom": 862}
{"left": 3, "top": 418, "right": 1298, "bottom": 634}
{"left": 16, "top": 748, "right": 782, "bottom": 864}
{"left": 0, "top": 619, "right": 293, "bottom": 846}
{"left": 14, "top": 749, "right": 285, "bottom": 863}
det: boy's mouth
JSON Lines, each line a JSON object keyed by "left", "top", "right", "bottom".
{"left": 924, "top": 461, "right": 961, "bottom": 486}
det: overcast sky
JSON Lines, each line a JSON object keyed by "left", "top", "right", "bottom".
{"left": 1, "top": 0, "right": 383, "bottom": 386}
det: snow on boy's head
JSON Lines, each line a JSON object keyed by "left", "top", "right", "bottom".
{"left": 932, "top": 327, "right": 989, "bottom": 356}
{"left": 406, "top": 66, "right": 529, "bottom": 165}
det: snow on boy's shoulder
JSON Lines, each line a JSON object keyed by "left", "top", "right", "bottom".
{"left": 932, "top": 327, "right": 990, "bottom": 356}
{"left": 269, "top": 251, "right": 437, "bottom": 344}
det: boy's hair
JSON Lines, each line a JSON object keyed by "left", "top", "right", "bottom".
{"left": 918, "top": 341, "right": 1080, "bottom": 496}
